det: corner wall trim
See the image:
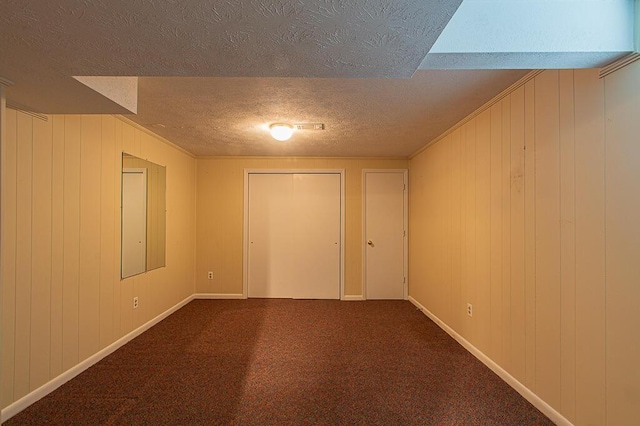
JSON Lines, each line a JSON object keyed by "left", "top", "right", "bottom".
{"left": 0, "top": 295, "right": 196, "bottom": 423}
{"left": 407, "top": 296, "right": 574, "bottom": 426}
{"left": 599, "top": 52, "right": 640, "bottom": 78}
{"left": 193, "top": 293, "right": 246, "bottom": 299}
{"left": 6, "top": 102, "right": 48, "bottom": 122}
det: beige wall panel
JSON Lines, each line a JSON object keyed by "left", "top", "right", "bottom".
{"left": 409, "top": 153, "right": 429, "bottom": 304}
{"left": 558, "top": 69, "right": 577, "bottom": 422}
{"left": 523, "top": 79, "right": 536, "bottom": 390}
{"left": 449, "top": 129, "right": 463, "bottom": 333}
{"left": 442, "top": 136, "right": 453, "bottom": 325}
{"left": 425, "top": 147, "right": 440, "bottom": 313}
{"left": 574, "top": 68, "right": 607, "bottom": 426}
{"left": 435, "top": 141, "right": 448, "bottom": 320}
{"left": 475, "top": 110, "right": 492, "bottom": 355}
{"left": 133, "top": 127, "right": 142, "bottom": 157}
{"left": 15, "top": 112, "right": 34, "bottom": 399}
{"left": 500, "top": 97, "right": 512, "bottom": 372}
{"left": 489, "top": 103, "right": 503, "bottom": 365}
{"left": 30, "top": 117, "right": 53, "bottom": 390}
{"left": 458, "top": 125, "right": 468, "bottom": 337}
{"left": 62, "top": 115, "right": 81, "bottom": 372}
{"left": 50, "top": 115, "right": 65, "bottom": 380}
{"left": 509, "top": 86, "right": 526, "bottom": 383}
{"left": 534, "top": 70, "right": 562, "bottom": 410}
{"left": 78, "top": 116, "right": 102, "bottom": 362}
{"left": 604, "top": 61, "right": 640, "bottom": 425}
{"left": 463, "top": 121, "right": 477, "bottom": 343}
{"left": 121, "top": 121, "right": 135, "bottom": 156}
{"left": 2, "top": 108, "right": 17, "bottom": 406}
{"left": 423, "top": 143, "right": 440, "bottom": 317}
{"left": 409, "top": 64, "right": 639, "bottom": 424}
{"left": 112, "top": 120, "right": 123, "bottom": 339}
{"left": 196, "top": 157, "right": 407, "bottom": 297}
{"left": 1, "top": 113, "right": 196, "bottom": 409}
{"left": 99, "top": 116, "right": 116, "bottom": 348}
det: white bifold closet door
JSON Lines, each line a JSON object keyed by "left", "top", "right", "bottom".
{"left": 248, "top": 173, "right": 340, "bottom": 299}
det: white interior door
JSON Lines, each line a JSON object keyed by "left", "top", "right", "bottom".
{"left": 122, "top": 169, "right": 147, "bottom": 278}
{"left": 292, "top": 174, "right": 341, "bottom": 299}
{"left": 247, "top": 174, "right": 294, "bottom": 298}
{"left": 364, "top": 171, "right": 406, "bottom": 299}
{"left": 247, "top": 173, "right": 341, "bottom": 299}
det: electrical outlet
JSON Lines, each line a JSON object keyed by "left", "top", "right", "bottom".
{"left": 207, "top": 271, "right": 214, "bottom": 280}
{"left": 466, "top": 303, "right": 473, "bottom": 317}
{"left": 133, "top": 296, "right": 139, "bottom": 309}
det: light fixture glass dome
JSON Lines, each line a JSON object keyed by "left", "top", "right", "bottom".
{"left": 269, "top": 123, "right": 294, "bottom": 141}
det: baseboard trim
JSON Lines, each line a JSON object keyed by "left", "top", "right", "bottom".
{"left": 407, "top": 296, "right": 573, "bottom": 426}
{"left": 341, "top": 295, "right": 365, "bottom": 301}
{"left": 0, "top": 294, "right": 196, "bottom": 423}
{"left": 193, "top": 293, "right": 246, "bottom": 299}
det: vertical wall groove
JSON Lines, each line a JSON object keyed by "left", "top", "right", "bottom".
{"left": 410, "top": 64, "right": 640, "bottom": 425}
{"left": 1, "top": 111, "right": 196, "bottom": 410}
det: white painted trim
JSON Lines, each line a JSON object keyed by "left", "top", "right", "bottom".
{"left": 5, "top": 101, "right": 48, "bottom": 122}
{"left": 599, "top": 52, "right": 640, "bottom": 78}
{"left": 0, "top": 294, "right": 195, "bottom": 423}
{"left": 193, "top": 293, "right": 246, "bottom": 299}
{"left": 361, "top": 169, "right": 409, "bottom": 301}
{"left": 242, "top": 169, "right": 346, "bottom": 300}
{"left": 341, "top": 295, "right": 365, "bottom": 301}
{"left": 407, "top": 296, "right": 574, "bottom": 426}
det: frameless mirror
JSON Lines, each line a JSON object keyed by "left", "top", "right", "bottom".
{"left": 121, "top": 153, "right": 166, "bottom": 279}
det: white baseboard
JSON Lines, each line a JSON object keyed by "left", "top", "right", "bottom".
{"left": 193, "top": 293, "right": 246, "bottom": 299}
{"left": 407, "top": 296, "right": 573, "bottom": 426}
{"left": 342, "top": 294, "right": 364, "bottom": 301}
{"left": 1, "top": 294, "right": 196, "bottom": 423}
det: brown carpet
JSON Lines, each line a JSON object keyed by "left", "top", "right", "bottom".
{"left": 6, "top": 299, "right": 553, "bottom": 425}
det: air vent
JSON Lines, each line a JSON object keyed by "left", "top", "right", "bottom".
{"left": 293, "top": 123, "right": 325, "bottom": 131}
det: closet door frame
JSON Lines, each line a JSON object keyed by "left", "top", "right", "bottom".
{"left": 242, "top": 169, "right": 345, "bottom": 299}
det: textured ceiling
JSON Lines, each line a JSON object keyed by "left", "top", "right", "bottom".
{"left": 0, "top": 0, "right": 460, "bottom": 79}
{"left": 127, "top": 70, "right": 530, "bottom": 157}
{"left": 0, "top": 0, "right": 536, "bottom": 157}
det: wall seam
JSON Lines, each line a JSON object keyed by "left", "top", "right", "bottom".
{"left": 98, "top": 117, "right": 103, "bottom": 349}
{"left": 48, "top": 117, "right": 53, "bottom": 382}
{"left": 557, "top": 73, "right": 563, "bottom": 411}
{"left": 571, "top": 70, "right": 578, "bottom": 420}
{"left": 77, "top": 116, "right": 82, "bottom": 364}
{"left": 27, "top": 114, "right": 33, "bottom": 393}
{"left": 10, "top": 111, "right": 17, "bottom": 401}
{"left": 602, "top": 72, "right": 608, "bottom": 426}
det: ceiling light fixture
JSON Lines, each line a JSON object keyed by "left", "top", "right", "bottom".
{"left": 269, "top": 123, "right": 294, "bottom": 141}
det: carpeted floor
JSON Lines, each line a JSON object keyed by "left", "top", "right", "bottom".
{"left": 6, "top": 299, "right": 553, "bottom": 425}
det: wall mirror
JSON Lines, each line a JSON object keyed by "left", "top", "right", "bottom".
{"left": 121, "top": 153, "right": 167, "bottom": 279}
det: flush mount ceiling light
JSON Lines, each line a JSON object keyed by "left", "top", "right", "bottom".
{"left": 269, "top": 123, "right": 294, "bottom": 141}
{"left": 269, "top": 122, "right": 325, "bottom": 141}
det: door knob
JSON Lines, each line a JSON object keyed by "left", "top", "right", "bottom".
{"left": 367, "top": 240, "right": 373, "bottom": 246}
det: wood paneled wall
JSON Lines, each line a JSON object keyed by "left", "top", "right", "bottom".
{"left": 1, "top": 113, "right": 196, "bottom": 409}
{"left": 196, "top": 158, "right": 407, "bottom": 296}
{"left": 409, "top": 64, "right": 640, "bottom": 425}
